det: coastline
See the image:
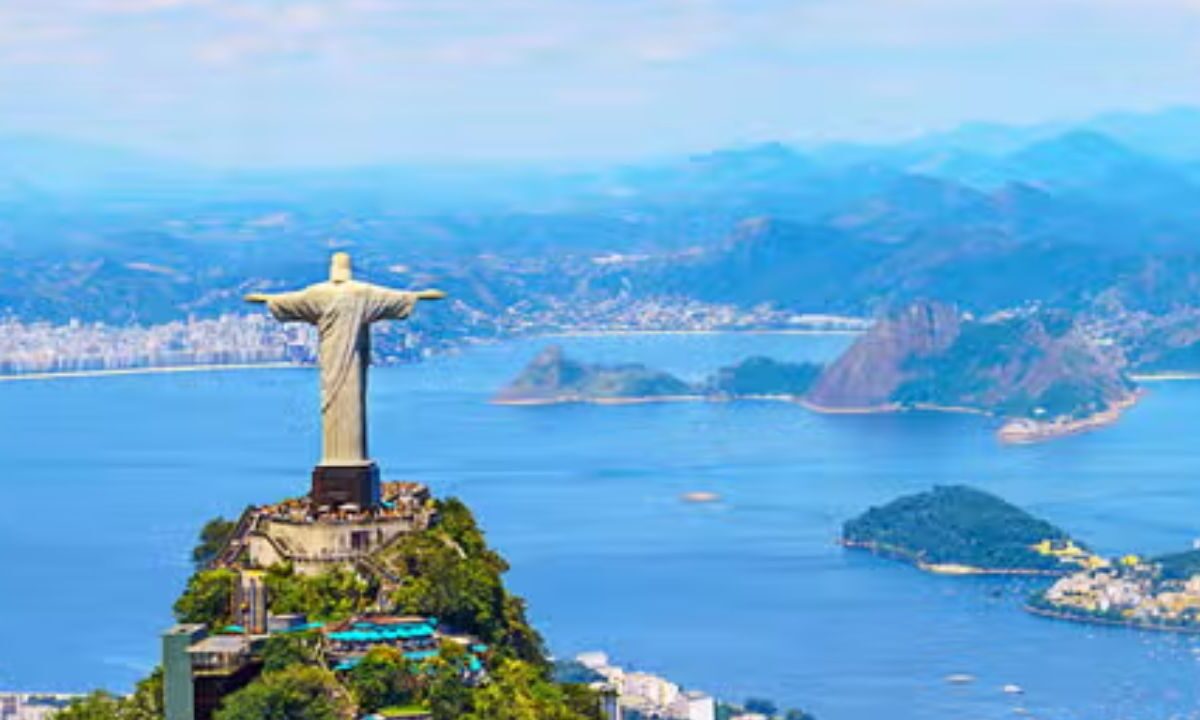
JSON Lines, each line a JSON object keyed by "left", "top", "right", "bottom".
{"left": 1024, "top": 602, "right": 1200, "bottom": 635}
{"left": 493, "top": 392, "right": 829, "bottom": 406}
{"left": 0, "top": 362, "right": 305, "bottom": 383}
{"left": 996, "top": 392, "right": 1142, "bottom": 445}
{"left": 799, "top": 400, "right": 990, "bottom": 417}
{"left": 492, "top": 394, "right": 708, "bottom": 406}
{"left": 540, "top": 327, "right": 865, "bottom": 338}
{"left": 496, "top": 391, "right": 1134, "bottom": 447}
{"left": 839, "top": 539, "right": 1068, "bottom": 577}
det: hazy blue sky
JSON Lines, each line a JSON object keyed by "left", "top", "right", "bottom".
{"left": 1, "top": 0, "right": 1197, "bottom": 167}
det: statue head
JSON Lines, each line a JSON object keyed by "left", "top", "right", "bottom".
{"left": 329, "top": 252, "right": 353, "bottom": 283}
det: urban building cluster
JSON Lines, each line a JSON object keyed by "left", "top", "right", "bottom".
{"left": 575, "top": 652, "right": 715, "bottom": 720}
{"left": 0, "top": 692, "right": 79, "bottom": 720}
{"left": 0, "top": 299, "right": 866, "bottom": 378}
{"left": 0, "top": 315, "right": 314, "bottom": 375}
{"left": 502, "top": 296, "right": 866, "bottom": 338}
{"left": 1041, "top": 556, "right": 1200, "bottom": 626}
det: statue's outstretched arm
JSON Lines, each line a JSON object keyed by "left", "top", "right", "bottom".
{"left": 248, "top": 289, "right": 323, "bottom": 323}
{"left": 367, "top": 287, "right": 446, "bottom": 321}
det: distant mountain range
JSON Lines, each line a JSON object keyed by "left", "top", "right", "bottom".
{"left": 4, "top": 106, "right": 1200, "bottom": 348}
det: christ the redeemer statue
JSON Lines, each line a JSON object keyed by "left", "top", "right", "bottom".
{"left": 246, "top": 252, "right": 445, "bottom": 507}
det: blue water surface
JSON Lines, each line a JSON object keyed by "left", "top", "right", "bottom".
{"left": 1, "top": 332, "right": 1199, "bottom": 719}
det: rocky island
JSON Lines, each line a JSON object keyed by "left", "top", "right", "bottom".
{"left": 805, "top": 302, "right": 1139, "bottom": 442}
{"left": 841, "top": 486, "right": 1100, "bottom": 575}
{"left": 493, "top": 345, "right": 822, "bottom": 405}
{"left": 499, "top": 301, "right": 1139, "bottom": 442}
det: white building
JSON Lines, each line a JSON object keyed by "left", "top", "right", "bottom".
{"left": 670, "top": 690, "right": 716, "bottom": 720}
{"left": 574, "top": 652, "right": 714, "bottom": 720}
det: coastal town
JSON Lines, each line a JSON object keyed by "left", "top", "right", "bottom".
{"left": 0, "top": 302, "right": 865, "bottom": 377}
{"left": 1034, "top": 551, "right": 1200, "bottom": 630}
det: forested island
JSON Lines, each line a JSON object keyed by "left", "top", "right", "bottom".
{"left": 840, "top": 486, "right": 1099, "bottom": 575}
{"left": 493, "top": 346, "right": 821, "bottom": 405}
{"left": 844, "top": 487, "right": 1200, "bottom": 632}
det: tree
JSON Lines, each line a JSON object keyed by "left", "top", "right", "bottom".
{"left": 461, "top": 659, "right": 595, "bottom": 720}
{"left": 344, "top": 646, "right": 420, "bottom": 713}
{"left": 426, "top": 642, "right": 474, "bottom": 720}
{"left": 384, "top": 498, "right": 546, "bottom": 666}
{"left": 261, "top": 631, "right": 324, "bottom": 673}
{"left": 744, "top": 698, "right": 778, "bottom": 716}
{"left": 192, "top": 516, "right": 238, "bottom": 568}
{"left": 55, "top": 692, "right": 124, "bottom": 720}
{"left": 214, "top": 666, "right": 354, "bottom": 720}
{"left": 264, "top": 564, "right": 373, "bottom": 623}
{"left": 53, "top": 670, "right": 165, "bottom": 720}
{"left": 785, "top": 710, "right": 816, "bottom": 720}
{"left": 121, "top": 668, "right": 165, "bottom": 720}
{"left": 173, "top": 569, "right": 237, "bottom": 627}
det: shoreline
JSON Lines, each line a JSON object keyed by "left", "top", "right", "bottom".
{"left": 492, "top": 394, "right": 709, "bottom": 406}
{"left": 996, "top": 392, "right": 1142, "bottom": 445}
{"left": 493, "top": 392, "right": 830, "bottom": 406}
{"left": 1024, "top": 603, "right": 1200, "bottom": 635}
{"left": 495, "top": 390, "right": 1134, "bottom": 447}
{"left": 0, "top": 362, "right": 305, "bottom": 383}
{"left": 839, "top": 539, "right": 1068, "bottom": 577}
{"left": 799, "top": 400, "right": 991, "bottom": 417}
{"left": 539, "top": 327, "right": 865, "bottom": 338}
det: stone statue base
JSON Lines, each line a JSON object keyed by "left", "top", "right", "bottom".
{"left": 311, "top": 463, "right": 380, "bottom": 509}
{"left": 218, "top": 481, "right": 433, "bottom": 576}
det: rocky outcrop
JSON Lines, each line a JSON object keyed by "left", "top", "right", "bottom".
{"left": 806, "top": 301, "right": 1137, "bottom": 428}
{"left": 806, "top": 301, "right": 963, "bottom": 409}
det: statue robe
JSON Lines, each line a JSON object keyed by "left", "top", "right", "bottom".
{"left": 266, "top": 280, "right": 418, "bottom": 466}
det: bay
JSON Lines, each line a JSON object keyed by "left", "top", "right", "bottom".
{"left": 1, "top": 332, "right": 1199, "bottom": 719}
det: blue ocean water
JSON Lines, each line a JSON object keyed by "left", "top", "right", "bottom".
{"left": 2, "top": 332, "right": 1200, "bottom": 719}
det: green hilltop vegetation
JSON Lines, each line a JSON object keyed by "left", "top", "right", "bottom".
{"left": 842, "top": 485, "right": 1082, "bottom": 573}
{"left": 60, "top": 497, "right": 604, "bottom": 720}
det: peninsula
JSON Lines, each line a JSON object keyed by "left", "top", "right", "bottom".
{"left": 841, "top": 486, "right": 1100, "bottom": 575}
{"left": 806, "top": 302, "right": 1139, "bottom": 442}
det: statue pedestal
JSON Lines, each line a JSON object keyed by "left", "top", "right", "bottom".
{"left": 311, "top": 463, "right": 380, "bottom": 508}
